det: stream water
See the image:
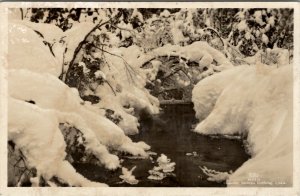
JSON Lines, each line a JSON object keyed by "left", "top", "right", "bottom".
{"left": 74, "top": 103, "right": 250, "bottom": 187}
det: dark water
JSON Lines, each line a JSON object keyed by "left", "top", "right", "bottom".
{"left": 74, "top": 103, "right": 250, "bottom": 187}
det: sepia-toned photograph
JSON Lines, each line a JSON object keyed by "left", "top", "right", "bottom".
{"left": 1, "top": 3, "right": 299, "bottom": 194}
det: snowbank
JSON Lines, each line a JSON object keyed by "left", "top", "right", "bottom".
{"left": 192, "top": 64, "right": 293, "bottom": 186}
{"left": 8, "top": 69, "right": 150, "bottom": 158}
{"left": 8, "top": 20, "right": 153, "bottom": 186}
{"left": 8, "top": 97, "right": 108, "bottom": 187}
{"left": 8, "top": 20, "right": 158, "bottom": 136}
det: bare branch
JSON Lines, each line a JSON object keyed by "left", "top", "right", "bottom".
{"left": 203, "top": 27, "right": 225, "bottom": 47}
{"left": 105, "top": 81, "right": 117, "bottom": 96}
{"left": 63, "top": 19, "right": 109, "bottom": 81}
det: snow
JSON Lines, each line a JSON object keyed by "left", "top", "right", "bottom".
{"left": 200, "top": 166, "right": 231, "bottom": 183}
{"left": 262, "top": 33, "right": 269, "bottom": 44}
{"left": 8, "top": 22, "right": 62, "bottom": 76}
{"left": 90, "top": 45, "right": 160, "bottom": 134}
{"left": 253, "top": 10, "right": 265, "bottom": 26}
{"left": 12, "top": 19, "right": 64, "bottom": 44}
{"left": 78, "top": 61, "right": 90, "bottom": 74}
{"left": 235, "top": 10, "right": 245, "bottom": 20}
{"left": 8, "top": 69, "right": 150, "bottom": 159}
{"left": 8, "top": 98, "right": 108, "bottom": 187}
{"left": 186, "top": 151, "right": 198, "bottom": 157}
{"left": 9, "top": 20, "right": 160, "bottom": 137}
{"left": 118, "top": 21, "right": 134, "bottom": 41}
{"left": 8, "top": 19, "right": 155, "bottom": 167}
{"left": 245, "top": 32, "right": 252, "bottom": 40}
{"left": 160, "top": 10, "right": 171, "bottom": 18}
{"left": 192, "top": 64, "right": 293, "bottom": 186}
{"left": 10, "top": 20, "right": 104, "bottom": 79}
{"left": 94, "top": 70, "right": 106, "bottom": 80}
{"left": 171, "top": 20, "right": 188, "bottom": 45}
{"left": 156, "top": 154, "right": 176, "bottom": 172}
{"left": 131, "top": 8, "right": 144, "bottom": 23}
{"left": 7, "top": 9, "right": 295, "bottom": 187}
{"left": 151, "top": 41, "right": 233, "bottom": 81}
{"left": 267, "top": 16, "right": 275, "bottom": 27}
{"left": 244, "top": 48, "right": 290, "bottom": 67}
{"left": 119, "top": 166, "right": 139, "bottom": 185}
{"left": 148, "top": 154, "right": 176, "bottom": 180}
{"left": 268, "top": 47, "right": 290, "bottom": 66}
{"left": 237, "top": 20, "right": 248, "bottom": 32}
{"left": 8, "top": 20, "right": 156, "bottom": 183}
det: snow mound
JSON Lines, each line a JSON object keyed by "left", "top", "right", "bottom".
{"left": 192, "top": 64, "right": 293, "bottom": 186}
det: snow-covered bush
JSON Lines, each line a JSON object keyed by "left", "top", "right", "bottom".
{"left": 231, "top": 9, "right": 293, "bottom": 55}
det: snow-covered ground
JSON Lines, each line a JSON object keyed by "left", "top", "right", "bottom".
{"left": 192, "top": 63, "right": 293, "bottom": 186}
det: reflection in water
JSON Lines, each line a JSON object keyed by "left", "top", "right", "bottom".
{"left": 74, "top": 103, "right": 250, "bottom": 187}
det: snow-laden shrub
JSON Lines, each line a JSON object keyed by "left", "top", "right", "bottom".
{"left": 228, "top": 9, "right": 293, "bottom": 57}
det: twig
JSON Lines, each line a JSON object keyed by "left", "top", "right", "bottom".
{"left": 203, "top": 27, "right": 225, "bottom": 47}
{"left": 110, "top": 24, "right": 136, "bottom": 36}
{"left": 20, "top": 8, "right": 23, "bottom": 20}
{"left": 105, "top": 81, "right": 116, "bottom": 96}
{"left": 91, "top": 44, "right": 140, "bottom": 84}
{"left": 63, "top": 19, "right": 110, "bottom": 81}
